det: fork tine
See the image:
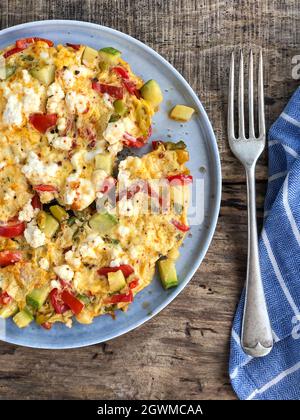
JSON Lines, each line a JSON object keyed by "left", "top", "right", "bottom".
{"left": 248, "top": 50, "right": 255, "bottom": 138}
{"left": 238, "top": 50, "right": 245, "bottom": 139}
{"left": 227, "top": 51, "right": 235, "bottom": 139}
{"left": 258, "top": 49, "right": 265, "bottom": 137}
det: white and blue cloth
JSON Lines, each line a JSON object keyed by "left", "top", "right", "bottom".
{"left": 230, "top": 88, "right": 300, "bottom": 400}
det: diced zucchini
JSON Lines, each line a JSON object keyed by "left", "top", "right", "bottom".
{"left": 37, "top": 211, "right": 59, "bottom": 238}
{"left": 0, "top": 65, "right": 16, "bottom": 80}
{"left": 98, "top": 55, "right": 118, "bottom": 67}
{"left": 113, "top": 99, "right": 127, "bottom": 116}
{"left": 50, "top": 205, "right": 68, "bottom": 222}
{"left": 140, "top": 79, "right": 163, "bottom": 109}
{"left": 13, "top": 308, "right": 33, "bottom": 328}
{"left": 99, "top": 47, "right": 121, "bottom": 57}
{"left": 109, "top": 114, "right": 121, "bottom": 123}
{"left": 165, "top": 140, "right": 187, "bottom": 150}
{"left": 82, "top": 46, "right": 98, "bottom": 67}
{"left": 67, "top": 216, "right": 77, "bottom": 226}
{"left": 108, "top": 270, "right": 126, "bottom": 293}
{"left": 0, "top": 301, "right": 18, "bottom": 318}
{"left": 89, "top": 212, "right": 117, "bottom": 234}
{"left": 26, "top": 285, "right": 49, "bottom": 310}
{"left": 169, "top": 105, "right": 195, "bottom": 122}
{"left": 95, "top": 153, "right": 114, "bottom": 174}
{"left": 77, "top": 294, "right": 90, "bottom": 305}
{"left": 158, "top": 259, "right": 178, "bottom": 289}
{"left": 30, "top": 64, "right": 56, "bottom": 85}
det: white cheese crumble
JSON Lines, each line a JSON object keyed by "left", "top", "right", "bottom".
{"left": 47, "top": 82, "right": 65, "bottom": 115}
{"left": 18, "top": 198, "right": 38, "bottom": 222}
{"left": 22, "top": 152, "right": 59, "bottom": 183}
{"left": 103, "top": 117, "right": 136, "bottom": 155}
{"left": 79, "top": 234, "right": 104, "bottom": 259}
{"left": 65, "top": 250, "right": 81, "bottom": 269}
{"left": 23, "top": 86, "right": 44, "bottom": 115}
{"left": 3, "top": 94, "right": 23, "bottom": 126}
{"left": 50, "top": 279, "right": 61, "bottom": 290}
{"left": 110, "top": 258, "right": 129, "bottom": 268}
{"left": 63, "top": 175, "right": 96, "bottom": 210}
{"left": 46, "top": 132, "right": 73, "bottom": 151}
{"left": 117, "top": 225, "right": 130, "bottom": 236}
{"left": 57, "top": 117, "right": 67, "bottom": 132}
{"left": 62, "top": 69, "right": 75, "bottom": 88}
{"left": 24, "top": 220, "right": 46, "bottom": 248}
{"left": 0, "top": 162, "right": 7, "bottom": 170}
{"left": 54, "top": 264, "right": 74, "bottom": 282}
{"left": 65, "top": 91, "right": 89, "bottom": 114}
{"left": 39, "top": 257, "right": 50, "bottom": 271}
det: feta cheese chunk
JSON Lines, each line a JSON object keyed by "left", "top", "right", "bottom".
{"left": 3, "top": 94, "right": 23, "bottom": 126}
{"left": 62, "top": 69, "right": 75, "bottom": 88}
{"left": 22, "top": 152, "right": 59, "bottom": 184}
{"left": 64, "top": 175, "right": 96, "bottom": 210}
{"left": 24, "top": 220, "right": 46, "bottom": 248}
{"left": 39, "top": 257, "right": 50, "bottom": 271}
{"left": 65, "top": 250, "right": 81, "bottom": 269}
{"left": 18, "top": 198, "right": 38, "bottom": 222}
{"left": 65, "top": 91, "right": 89, "bottom": 114}
{"left": 54, "top": 264, "right": 74, "bottom": 282}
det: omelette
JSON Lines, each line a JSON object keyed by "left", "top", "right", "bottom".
{"left": 0, "top": 38, "right": 192, "bottom": 329}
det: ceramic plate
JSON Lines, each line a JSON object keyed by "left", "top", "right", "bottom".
{"left": 0, "top": 20, "right": 221, "bottom": 349}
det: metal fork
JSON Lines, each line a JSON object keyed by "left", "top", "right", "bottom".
{"left": 228, "top": 50, "right": 273, "bottom": 357}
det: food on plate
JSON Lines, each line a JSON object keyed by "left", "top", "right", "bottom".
{"left": 0, "top": 38, "right": 192, "bottom": 329}
{"left": 169, "top": 104, "right": 195, "bottom": 122}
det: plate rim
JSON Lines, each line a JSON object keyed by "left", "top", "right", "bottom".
{"left": 0, "top": 19, "right": 222, "bottom": 349}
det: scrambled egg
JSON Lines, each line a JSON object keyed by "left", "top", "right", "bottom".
{"left": 0, "top": 38, "right": 191, "bottom": 329}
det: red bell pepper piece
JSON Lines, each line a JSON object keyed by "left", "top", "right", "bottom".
{"left": 105, "top": 290, "right": 133, "bottom": 304}
{"left": 29, "top": 113, "right": 58, "bottom": 134}
{"left": 98, "top": 265, "right": 134, "bottom": 278}
{"left": 171, "top": 219, "right": 190, "bottom": 232}
{"left": 61, "top": 290, "right": 84, "bottom": 315}
{"left": 15, "top": 37, "right": 54, "bottom": 49}
{"left": 31, "top": 193, "right": 42, "bottom": 209}
{"left": 41, "top": 322, "right": 52, "bottom": 330}
{"left": 92, "top": 80, "right": 124, "bottom": 99}
{"left": 0, "top": 219, "right": 25, "bottom": 238}
{"left": 66, "top": 43, "right": 81, "bottom": 51}
{"left": 0, "top": 291, "right": 12, "bottom": 306}
{"left": 167, "top": 174, "right": 193, "bottom": 185}
{"left": 0, "top": 250, "right": 23, "bottom": 267}
{"left": 122, "top": 79, "right": 139, "bottom": 96}
{"left": 123, "top": 132, "right": 145, "bottom": 148}
{"left": 129, "top": 279, "right": 139, "bottom": 289}
{"left": 112, "top": 66, "right": 129, "bottom": 79}
{"left": 152, "top": 140, "right": 163, "bottom": 150}
{"left": 49, "top": 288, "right": 69, "bottom": 314}
{"left": 3, "top": 46, "right": 26, "bottom": 58}
{"left": 33, "top": 184, "right": 58, "bottom": 193}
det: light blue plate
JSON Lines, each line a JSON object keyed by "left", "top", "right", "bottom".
{"left": 0, "top": 20, "right": 221, "bottom": 349}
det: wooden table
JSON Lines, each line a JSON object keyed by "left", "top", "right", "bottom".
{"left": 0, "top": 0, "right": 299, "bottom": 400}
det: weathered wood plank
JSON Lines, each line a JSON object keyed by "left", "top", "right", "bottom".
{"left": 0, "top": 0, "right": 298, "bottom": 400}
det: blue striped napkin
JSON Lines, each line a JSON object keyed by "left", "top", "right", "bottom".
{"left": 229, "top": 88, "right": 300, "bottom": 400}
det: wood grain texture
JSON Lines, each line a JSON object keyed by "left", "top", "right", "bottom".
{"left": 0, "top": 0, "right": 299, "bottom": 400}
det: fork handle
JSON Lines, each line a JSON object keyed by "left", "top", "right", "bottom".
{"left": 241, "top": 164, "right": 273, "bottom": 357}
